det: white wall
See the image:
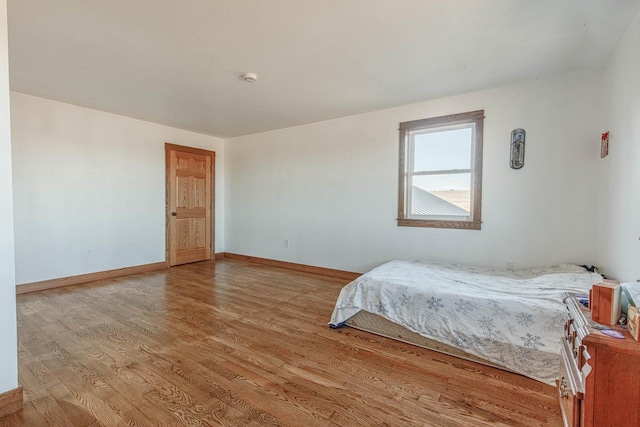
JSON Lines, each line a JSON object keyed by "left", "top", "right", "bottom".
{"left": 0, "top": 0, "right": 18, "bottom": 394}
{"left": 597, "top": 12, "right": 640, "bottom": 283}
{"left": 225, "top": 70, "right": 602, "bottom": 273}
{"left": 11, "top": 93, "right": 225, "bottom": 284}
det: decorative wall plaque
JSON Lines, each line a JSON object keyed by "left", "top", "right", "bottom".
{"left": 510, "top": 128, "right": 525, "bottom": 169}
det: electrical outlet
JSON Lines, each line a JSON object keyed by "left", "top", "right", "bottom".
{"left": 284, "top": 239, "right": 289, "bottom": 248}
{"left": 506, "top": 262, "right": 515, "bottom": 271}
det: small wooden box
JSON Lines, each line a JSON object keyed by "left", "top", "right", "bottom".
{"left": 590, "top": 280, "right": 621, "bottom": 326}
{"left": 628, "top": 306, "right": 640, "bottom": 342}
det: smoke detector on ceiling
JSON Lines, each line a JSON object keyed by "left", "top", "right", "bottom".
{"left": 242, "top": 73, "right": 257, "bottom": 83}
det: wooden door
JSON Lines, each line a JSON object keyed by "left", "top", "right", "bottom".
{"left": 166, "top": 143, "right": 215, "bottom": 266}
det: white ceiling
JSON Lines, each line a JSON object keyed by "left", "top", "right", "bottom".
{"left": 8, "top": 1, "right": 640, "bottom": 138}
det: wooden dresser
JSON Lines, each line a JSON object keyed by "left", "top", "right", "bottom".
{"left": 558, "top": 293, "right": 640, "bottom": 427}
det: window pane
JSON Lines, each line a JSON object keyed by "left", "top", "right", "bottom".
{"left": 412, "top": 127, "right": 472, "bottom": 172}
{"left": 411, "top": 173, "right": 471, "bottom": 216}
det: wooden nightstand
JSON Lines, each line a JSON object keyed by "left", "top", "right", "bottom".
{"left": 558, "top": 293, "right": 640, "bottom": 427}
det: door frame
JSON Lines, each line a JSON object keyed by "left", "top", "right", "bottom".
{"left": 165, "top": 142, "right": 216, "bottom": 267}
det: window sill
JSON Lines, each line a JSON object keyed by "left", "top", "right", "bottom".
{"left": 397, "top": 219, "right": 482, "bottom": 230}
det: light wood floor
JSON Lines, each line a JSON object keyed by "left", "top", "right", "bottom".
{"left": 2, "top": 259, "right": 562, "bottom": 426}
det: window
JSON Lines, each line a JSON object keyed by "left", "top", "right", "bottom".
{"left": 398, "top": 110, "right": 484, "bottom": 229}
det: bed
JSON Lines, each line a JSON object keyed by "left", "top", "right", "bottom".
{"left": 329, "top": 260, "right": 603, "bottom": 385}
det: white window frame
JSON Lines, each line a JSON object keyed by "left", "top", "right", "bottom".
{"left": 397, "top": 110, "right": 484, "bottom": 230}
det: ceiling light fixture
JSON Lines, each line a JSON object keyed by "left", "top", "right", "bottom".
{"left": 242, "top": 73, "right": 257, "bottom": 83}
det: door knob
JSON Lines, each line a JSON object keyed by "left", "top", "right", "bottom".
{"left": 171, "top": 212, "right": 177, "bottom": 216}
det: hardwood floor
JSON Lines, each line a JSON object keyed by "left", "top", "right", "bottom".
{"left": 2, "top": 259, "right": 562, "bottom": 426}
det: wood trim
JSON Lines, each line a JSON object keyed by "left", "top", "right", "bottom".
{"left": 0, "top": 387, "right": 23, "bottom": 418}
{"left": 472, "top": 114, "right": 484, "bottom": 227}
{"left": 16, "top": 262, "right": 166, "bottom": 295}
{"left": 214, "top": 252, "right": 225, "bottom": 260}
{"left": 211, "top": 152, "right": 216, "bottom": 262}
{"left": 399, "top": 110, "right": 485, "bottom": 130}
{"left": 397, "top": 219, "right": 481, "bottom": 230}
{"left": 223, "top": 253, "right": 360, "bottom": 281}
{"left": 398, "top": 122, "right": 408, "bottom": 222}
{"left": 164, "top": 143, "right": 217, "bottom": 157}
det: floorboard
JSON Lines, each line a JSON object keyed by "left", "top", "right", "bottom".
{"left": 2, "top": 259, "right": 562, "bottom": 426}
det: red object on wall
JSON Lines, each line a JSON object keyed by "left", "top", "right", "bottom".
{"left": 600, "top": 131, "right": 609, "bottom": 158}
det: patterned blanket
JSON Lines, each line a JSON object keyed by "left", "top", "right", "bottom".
{"left": 329, "top": 260, "right": 602, "bottom": 384}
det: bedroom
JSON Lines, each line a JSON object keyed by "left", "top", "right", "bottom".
{"left": 1, "top": 0, "right": 640, "bottom": 425}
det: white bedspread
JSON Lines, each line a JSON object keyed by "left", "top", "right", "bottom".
{"left": 329, "top": 260, "right": 602, "bottom": 384}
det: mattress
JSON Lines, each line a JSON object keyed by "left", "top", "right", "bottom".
{"left": 330, "top": 260, "right": 603, "bottom": 385}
